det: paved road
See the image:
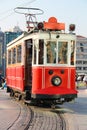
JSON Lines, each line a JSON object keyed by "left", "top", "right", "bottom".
{"left": 0, "top": 89, "right": 20, "bottom": 129}
{"left": 0, "top": 89, "right": 66, "bottom": 130}
{"left": 0, "top": 89, "right": 31, "bottom": 130}
{"left": 0, "top": 88, "right": 87, "bottom": 130}
{"left": 61, "top": 88, "right": 87, "bottom": 130}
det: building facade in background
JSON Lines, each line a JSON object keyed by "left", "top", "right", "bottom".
{"left": 4, "top": 26, "right": 23, "bottom": 44}
{"left": 0, "top": 31, "right": 4, "bottom": 76}
{"left": 76, "top": 35, "right": 87, "bottom": 74}
{"left": 0, "top": 26, "right": 23, "bottom": 77}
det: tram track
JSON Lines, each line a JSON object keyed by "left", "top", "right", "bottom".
{"left": 26, "top": 106, "right": 67, "bottom": 130}
{"left": 5, "top": 96, "right": 67, "bottom": 130}
{"left": 6, "top": 100, "right": 32, "bottom": 130}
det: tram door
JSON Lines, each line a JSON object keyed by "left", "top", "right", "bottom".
{"left": 25, "top": 39, "right": 32, "bottom": 89}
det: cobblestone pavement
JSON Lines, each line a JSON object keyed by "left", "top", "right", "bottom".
{"left": 27, "top": 107, "right": 64, "bottom": 130}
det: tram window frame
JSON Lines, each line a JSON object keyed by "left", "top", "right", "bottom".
{"left": 8, "top": 50, "right": 11, "bottom": 65}
{"left": 12, "top": 47, "right": 16, "bottom": 64}
{"left": 17, "top": 45, "right": 22, "bottom": 63}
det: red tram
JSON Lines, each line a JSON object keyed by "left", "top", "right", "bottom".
{"left": 6, "top": 16, "right": 77, "bottom": 105}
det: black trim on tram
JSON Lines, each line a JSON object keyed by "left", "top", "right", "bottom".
{"left": 31, "top": 93, "right": 77, "bottom": 100}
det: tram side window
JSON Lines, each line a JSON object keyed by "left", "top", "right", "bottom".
{"left": 38, "top": 39, "right": 44, "bottom": 64}
{"left": 12, "top": 48, "right": 16, "bottom": 64}
{"left": 58, "top": 42, "right": 68, "bottom": 64}
{"left": 8, "top": 50, "right": 11, "bottom": 65}
{"left": 17, "top": 45, "right": 21, "bottom": 63}
{"left": 46, "top": 41, "right": 56, "bottom": 63}
{"left": 34, "top": 44, "right": 37, "bottom": 64}
{"left": 71, "top": 41, "right": 75, "bottom": 65}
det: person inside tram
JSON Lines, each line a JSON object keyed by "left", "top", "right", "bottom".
{"left": 71, "top": 42, "right": 75, "bottom": 65}
{"left": 71, "top": 52, "right": 74, "bottom": 65}
{"left": 47, "top": 41, "right": 56, "bottom": 63}
{"left": 58, "top": 42, "right": 67, "bottom": 64}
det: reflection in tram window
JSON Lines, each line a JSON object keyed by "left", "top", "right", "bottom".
{"left": 17, "top": 45, "right": 21, "bottom": 63}
{"left": 46, "top": 41, "right": 56, "bottom": 63}
{"left": 34, "top": 43, "right": 37, "bottom": 64}
{"left": 71, "top": 41, "right": 75, "bottom": 65}
{"left": 58, "top": 42, "right": 68, "bottom": 64}
{"left": 8, "top": 50, "right": 11, "bottom": 64}
{"left": 38, "top": 39, "right": 44, "bottom": 64}
{"left": 12, "top": 48, "right": 16, "bottom": 64}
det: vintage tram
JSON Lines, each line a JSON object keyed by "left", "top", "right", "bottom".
{"left": 6, "top": 16, "right": 77, "bottom": 105}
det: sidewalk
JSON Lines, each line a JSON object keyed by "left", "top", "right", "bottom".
{"left": 62, "top": 89, "right": 87, "bottom": 130}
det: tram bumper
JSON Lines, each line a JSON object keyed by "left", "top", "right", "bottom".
{"left": 31, "top": 90, "right": 77, "bottom": 104}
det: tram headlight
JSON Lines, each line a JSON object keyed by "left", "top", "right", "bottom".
{"left": 51, "top": 76, "right": 62, "bottom": 86}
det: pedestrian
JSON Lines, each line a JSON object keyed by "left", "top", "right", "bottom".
{"left": 0, "top": 72, "right": 3, "bottom": 87}
{"left": 3, "top": 79, "right": 7, "bottom": 89}
{"left": 83, "top": 75, "right": 87, "bottom": 88}
{"left": 1, "top": 78, "right": 5, "bottom": 89}
{"left": 77, "top": 75, "right": 81, "bottom": 88}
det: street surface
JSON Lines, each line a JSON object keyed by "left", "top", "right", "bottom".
{"left": 0, "top": 89, "right": 20, "bottom": 129}
{"left": 0, "top": 89, "right": 31, "bottom": 130}
{"left": 0, "top": 88, "right": 87, "bottom": 130}
{"left": 61, "top": 88, "right": 87, "bottom": 130}
{"left": 0, "top": 89, "right": 65, "bottom": 130}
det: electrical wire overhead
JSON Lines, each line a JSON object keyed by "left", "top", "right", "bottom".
{"left": 0, "top": 0, "right": 37, "bottom": 21}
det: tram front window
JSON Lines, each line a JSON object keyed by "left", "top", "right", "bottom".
{"left": 71, "top": 41, "right": 75, "bottom": 65}
{"left": 46, "top": 41, "right": 56, "bottom": 63}
{"left": 38, "top": 40, "right": 44, "bottom": 64}
{"left": 58, "top": 42, "right": 68, "bottom": 64}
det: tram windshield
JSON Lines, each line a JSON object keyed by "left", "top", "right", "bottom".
{"left": 46, "top": 41, "right": 56, "bottom": 63}
{"left": 58, "top": 42, "right": 68, "bottom": 64}
{"left": 46, "top": 41, "right": 68, "bottom": 64}
{"left": 46, "top": 40, "right": 75, "bottom": 65}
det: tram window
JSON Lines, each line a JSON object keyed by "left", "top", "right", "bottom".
{"left": 17, "top": 45, "right": 21, "bottom": 63}
{"left": 12, "top": 48, "right": 16, "bottom": 64}
{"left": 38, "top": 39, "right": 44, "bottom": 64}
{"left": 46, "top": 41, "right": 56, "bottom": 63}
{"left": 34, "top": 44, "right": 37, "bottom": 64}
{"left": 58, "top": 42, "right": 68, "bottom": 64}
{"left": 71, "top": 41, "right": 75, "bottom": 65}
{"left": 8, "top": 50, "right": 11, "bottom": 64}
